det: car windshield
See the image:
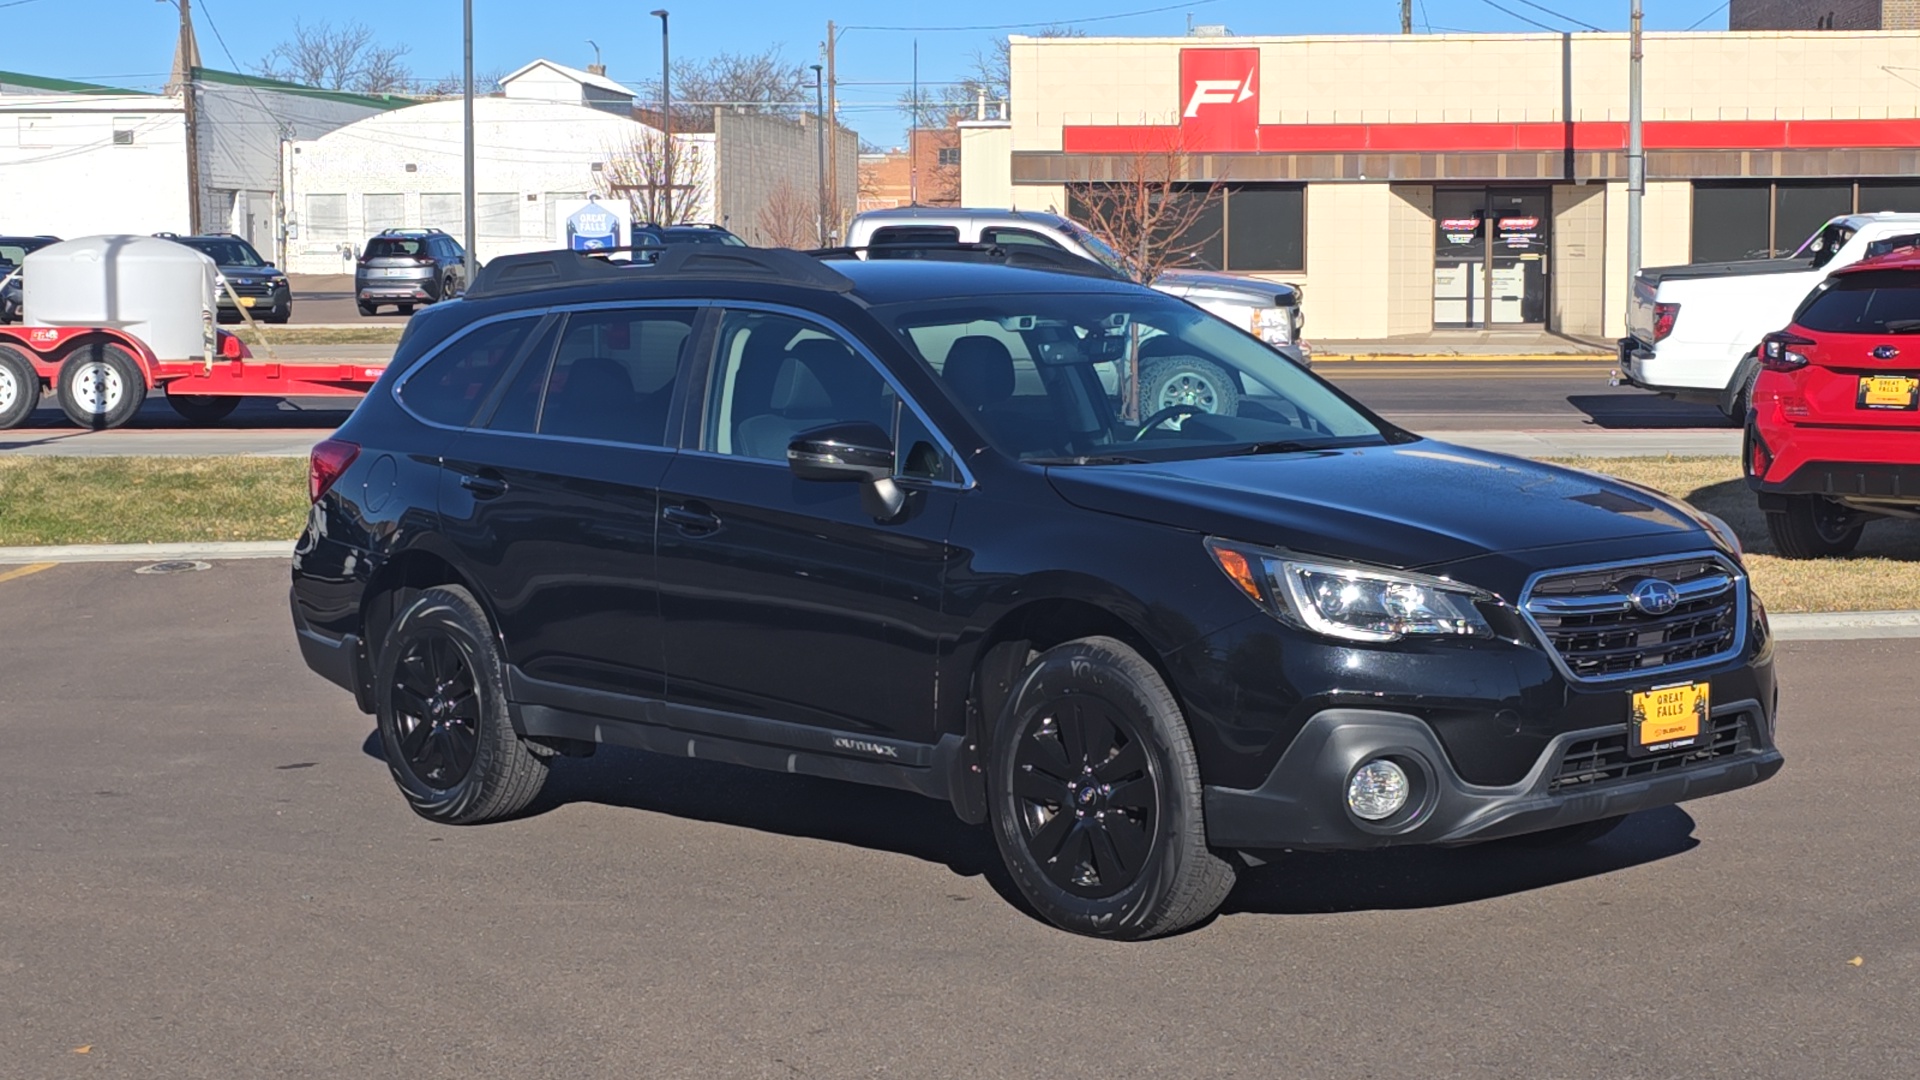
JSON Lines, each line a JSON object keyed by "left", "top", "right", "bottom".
{"left": 183, "top": 239, "right": 265, "bottom": 267}
{"left": 661, "top": 228, "right": 745, "bottom": 245}
{"left": 1063, "top": 224, "right": 1135, "bottom": 279}
{"left": 1789, "top": 220, "right": 1857, "bottom": 269}
{"left": 877, "top": 292, "right": 1389, "bottom": 464}
{"left": 366, "top": 238, "right": 429, "bottom": 257}
{"left": 1793, "top": 269, "right": 1920, "bottom": 333}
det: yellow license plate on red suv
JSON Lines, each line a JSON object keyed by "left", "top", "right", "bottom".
{"left": 1857, "top": 375, "right": 1919, "bottom": 410}
{"left": 1630, "top": 682, "right": 1708, "bottom": 755}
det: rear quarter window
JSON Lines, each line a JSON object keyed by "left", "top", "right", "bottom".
{"left": 397, "top": 317, "right": 540, "bottom": 426}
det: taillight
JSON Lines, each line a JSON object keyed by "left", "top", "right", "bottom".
{"left": 414, "top": 257, "right": 436, "bottom": 266}
{"left": 1760, "top": 331, "right": 1816, "bottom": 372}
{"left": 1653, "top": 302, "right": 1680, "bottom": 342}
{"left": 309, "top": 439, "right": 360, "bottom": 502}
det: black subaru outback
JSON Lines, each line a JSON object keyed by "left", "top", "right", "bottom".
{"left": 291, "top": 245, "right": 1780, "bottom": 939}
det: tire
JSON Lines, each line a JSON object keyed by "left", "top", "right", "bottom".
{"left": 398, "top": 303, "right": 415, "bottom": 315}
{"left": 1504, "top": 814, "right": 1626, "bottom": 848}
{"left": 987, "top": 636, "right": 1236, "bottom": 940}
{"left": 438, "top": 275, "right": 455, "bottom": 302}
{"left": 56, "top": 342, "right": 146, "bottom": 430}
{"left": 1766, "top": 494, "right": 1866, "bottom": 559}
{"left": 1140, "top": 357, "right": 1239, "bottom": 418}
{"left": 0, "top": 345, "right": 41, "bottom": 429}
{"left": 357, "top": 301, "right": 379, "bottom": 317}
{"left": 263, "top": 300, "right": 291, "bottom": 324}
{"left": 166, "top": 393, "right": 241, "bottom": 425}
{"left": 1719, "top": 355, "right": 1760, "bottom": 424}
{"left": 373, "top": 585, "right": 548, "bottom": 824}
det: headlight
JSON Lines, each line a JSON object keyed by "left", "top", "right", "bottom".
{"left": 1206, "top": 539, "right": 1494, "bottom": 642}
{"left": 1250, "top": 306, "right": 1293, "bottom": 345}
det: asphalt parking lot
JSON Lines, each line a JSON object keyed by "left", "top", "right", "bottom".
{"left": 1, "top": 558, "right": 1914, "bottom": 1078}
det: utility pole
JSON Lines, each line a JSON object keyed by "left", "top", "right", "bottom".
{"left": 909, "top": 39, "right": 919, "bottom": 207}
{"left": 1401, "top": 0, "right": 1413, "bottom": 34}
{"left": 652, "top": 10, "right": 672, "bottom": 224}
{"left": 826, "top": 20, "right": 838, "bottom": 244}
{"left": 178, "top": 0, "right": 201, "bottom": 233}
{"left": 1626, "top": 0, "right": 1644, "bottom": 283}
{"left": 462, "top": 0, "right": 476, "bottom": 286}
{"left": 812, "top": 64, "right": 826, "bottom": 246}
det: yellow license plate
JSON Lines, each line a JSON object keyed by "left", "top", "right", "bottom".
{"left": 1630, "top": 681, "right": 1709, "bottom": 755}
{"left": 1858, "top": 375, "right": 1918, "bottom": 410}
{"left": 239, "top": 296, "right": 255, "bottom": 308}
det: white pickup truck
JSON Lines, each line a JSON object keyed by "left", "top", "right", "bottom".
{"left": 1617, "top": 212, "right": 1920, "bottom": 419}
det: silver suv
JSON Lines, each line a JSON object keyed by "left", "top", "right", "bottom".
{"left": 847, "top": 208, "right": 1306, "bottom": 418}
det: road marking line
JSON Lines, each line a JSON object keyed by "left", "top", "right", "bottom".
{"left": 0, "top": 562, "right": 57, "bottom": 584}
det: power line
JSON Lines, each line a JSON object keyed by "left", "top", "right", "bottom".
{"left": 1503, "top": 0, "right": 1603, "bottom": 31}
{"left": 844, "top": 0, "right": 1220, "bottom": 33}
{"left": 1475, "top": 0, "right": 1564, "bottom": 32}
{"left": 1686, "top": 1, "right": 1731, "bottom": 30}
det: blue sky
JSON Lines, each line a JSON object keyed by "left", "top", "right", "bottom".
{"left": 1, "top": 0, "right": 1734, "bottom": 144}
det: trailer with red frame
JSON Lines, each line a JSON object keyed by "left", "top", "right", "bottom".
{"left": 0, "top": 235, "right": 384, "bottom": 431}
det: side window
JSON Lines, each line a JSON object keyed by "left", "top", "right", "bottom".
{"left": 481, "top": 318, "right": 560, "bottom": 434}
{"left": 980, "top": 226, "right": 1067, "bottom": 252}
{"left": 398, "top": 317, "right": 540, "bottom": 427}
{"left": 896, "top": 405, "right": 955, "bottom": 482}
{"left": 705, "top": 310, "right": 897, "bottom": 462}
{"left": 537, "top": 308, "right": 696, "bottom": 446}
{"left": 869, "top": 225, "right": 960, "bottom": 247}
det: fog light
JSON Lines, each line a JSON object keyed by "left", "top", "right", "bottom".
{"left": 1348, "top": 759, "right": 1410, "bottom": 821}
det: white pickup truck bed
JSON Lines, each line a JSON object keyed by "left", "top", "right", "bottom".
{"left": 1617, "top": 213, "right": 1920, "bottom": 417}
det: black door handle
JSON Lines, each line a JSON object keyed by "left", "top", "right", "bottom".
{"left": 458, "top": 472, "right": 507, "bottom": 498}
{"left": 662, "top": 504, "right": 720, "bottom": 533}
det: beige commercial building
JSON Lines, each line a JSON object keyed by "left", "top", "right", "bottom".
{"left": 960, "top": 30, "right": 1920, "bottom": 340}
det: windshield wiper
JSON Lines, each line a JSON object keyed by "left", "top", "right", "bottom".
{"left": 1026, "top": 453, "right": 1150, "bottom": 466}
{"left": 1225, "top": 440, "right": 1324, "bottom": 456}
{"left": 1881, "top": 319, "right": 1920, "bottom": 333}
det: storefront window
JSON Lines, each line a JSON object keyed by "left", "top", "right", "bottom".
{"left": 1691, "top": 184, "right": 1770, "bottom": 262}
{"left": 1776, "top": 185, "right": 1853, "bottom": 257}
{"left": 1067, "top": 183, "right": 1304, "bottom": 273}
{"left": 1858, "top": 182, "right": 1920, "bottom": 214}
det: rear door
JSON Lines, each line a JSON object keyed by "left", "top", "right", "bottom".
{"left": 1787, "top": 269, "right": 1920, "bottom": 428}
{"left": 440, "top": 303, "right": 704, "bottom": 705}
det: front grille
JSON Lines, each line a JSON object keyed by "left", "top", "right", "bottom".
{"left": 223, "top": 279, "right": 276, "bottom": 299}
{"left": 1548, "top": 713, "right": 1749, "bottom": 792}
{"left": 1522, "top": 554, "right": 1742, "bottom": 681}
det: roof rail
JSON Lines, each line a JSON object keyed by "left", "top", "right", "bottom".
{"left": 810, "top": 242, "right": 1126, "bottom": 281}
{"left": 465, "top": 243, "right": 855, "bottom": 300}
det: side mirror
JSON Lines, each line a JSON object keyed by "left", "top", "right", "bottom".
{"left": 787, "top": 421, "right": 906, "bottom": 519}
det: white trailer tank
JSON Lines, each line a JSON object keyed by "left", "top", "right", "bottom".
{"left": 25, "top": 235, "right": 217, "bottom": 360}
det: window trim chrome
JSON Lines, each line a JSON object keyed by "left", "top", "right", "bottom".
{"left": 1517, "top": 550, "right": 1748, "bottom": 686}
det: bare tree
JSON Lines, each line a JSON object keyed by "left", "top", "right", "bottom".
{"left": 1066, "top": 132, "right": 1226, "bottom": 284}
{"left": 754, "top": 180, "right": 820, "bottom": 248}
{"left": 255, "top": 20, "right": 413, "bottom": 94}
{"left": 597, "top": 133, "right": 711, "bottom": 226}
{"left": 635, "top": 46, "right": 808, "bottom": 129}
{"left": 416, "top": 68, "right": 508, "bottom": 99}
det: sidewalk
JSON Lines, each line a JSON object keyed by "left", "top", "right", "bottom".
{"left": 1312, "top": 330, "right": 1613, "bottom": 361}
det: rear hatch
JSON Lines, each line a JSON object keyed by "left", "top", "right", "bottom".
{"left": 1778, "top": 268, "right": 1920, "bottom": 428}
{"left": 361, "top": 238, "right": 436, "bottom": 280}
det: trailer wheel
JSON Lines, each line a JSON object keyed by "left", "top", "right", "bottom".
{"left": 57, "top": 343, "right": 147, "bottom": 430}
{"left": 167, "top": 393, "right": 241, "bottom": 425}
{"left": 0, "top": 345, "right": 41, "bottom": 429}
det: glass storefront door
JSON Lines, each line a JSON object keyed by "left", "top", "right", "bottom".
{"left": 1434, "top": 188, "right": 1551, "bottom": 328}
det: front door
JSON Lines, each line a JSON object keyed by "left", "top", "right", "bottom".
{"left": 1434, "top": 188, "right": 1552, "bottom": 328}
{"left": 655, "top": 307, "right": 960, "bottom": 746}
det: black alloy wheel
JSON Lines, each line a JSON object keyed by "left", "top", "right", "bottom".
{"left": 374, "top": 585, "right": 548, "bottom": 823}
{"left": 389, "top": 633, "right": 482, "bottom": 791}
{"left": 988, "top": 636, "right": 1236, "bottom": 939}
{"left": 1011, "top": 699, "right": 1159, "bottom": 898}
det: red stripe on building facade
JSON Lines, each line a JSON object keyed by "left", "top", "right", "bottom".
{"left": 1058, "top": 118, "right": 1920, "bottom": 155}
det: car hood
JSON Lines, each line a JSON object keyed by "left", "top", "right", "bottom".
{"left": 1153, "top": 269, "right": 1299, "bottom": 306}
{"left": 1045, "top": 440, "right": 1712, "bottom": 573}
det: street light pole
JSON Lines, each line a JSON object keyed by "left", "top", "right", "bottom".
{"left": 462, "top": 0, "right": 476, "bottom": 286}
{"left": 651, "top": 9, "right": 671, "bottom": 224}
{"left": 1626, "top": 0, "right": 1644, "bottom": 285}
{"left": 811, "top": 64, "right": 826, "bottom": 246}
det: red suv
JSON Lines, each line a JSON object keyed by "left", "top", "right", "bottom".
{"left": 1746, "top": 252, "right": 1920, "bottom": 556}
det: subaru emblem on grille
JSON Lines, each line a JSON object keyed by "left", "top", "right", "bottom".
{"left": 1630, "top": 579, "right": 1680, "bottom": 615}
{"left": 1873, "top": 345, "right": 1900, "bottom": 360}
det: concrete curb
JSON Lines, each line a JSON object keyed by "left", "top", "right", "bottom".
{"left": 0, "top": 540, "right": 292, "bottom": 565}
{"left": 1768, "top": 611, "right": 1920, "bottom": 640}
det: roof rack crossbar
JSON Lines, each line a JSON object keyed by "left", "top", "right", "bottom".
{"left": 465, "top": 243, "right": 856, "bottom": 300}
{"left": 808, "top": 241, "right": 1126, "bottom": 281}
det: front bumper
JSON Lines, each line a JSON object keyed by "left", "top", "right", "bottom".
{"left": 1206, "top": 700, "right": 1781, "bottom": 850}
{"left": 217, "top": 285, "right": 289, "bottom": 312}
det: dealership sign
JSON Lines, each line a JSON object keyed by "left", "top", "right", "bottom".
{"left": 1179, "top": 48, "right": 1260, "bottom": 152}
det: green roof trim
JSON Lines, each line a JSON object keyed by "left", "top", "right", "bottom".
{"left": 192, "top": 68, "right": 410, "bottom": 110}
{"left": 0, "top": 70, "right": 136, "bottom": 95}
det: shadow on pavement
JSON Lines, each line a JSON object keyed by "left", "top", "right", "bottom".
{"left": 360, "top": 728, "right": 1700, "bottom": 921}
{"left": 1566, "top": 393, "right": 1730, "bottom": 429}
{"left": 1224, "top": 805, "right": 1698, "bottom": 915}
